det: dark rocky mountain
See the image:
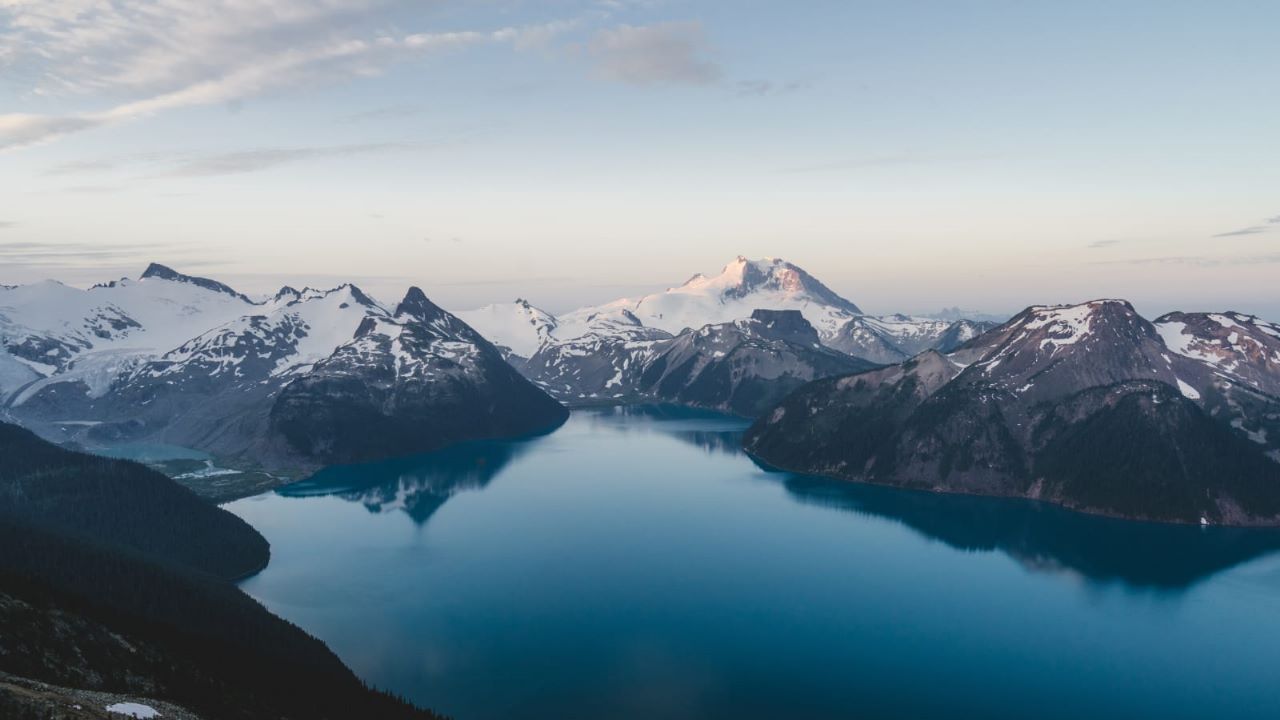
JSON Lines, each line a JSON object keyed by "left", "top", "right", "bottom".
{"left": 747, "top": 300, "right": 1280, "bottom": 525}
{"left": 0, "top": 421, "right": 267, "bottom": 580}
{"left": 637, "top": 309, "right": 877, "bottom": 417}
{"left": 270, "top": 287, "right": 568, "bottom": 466}
{"left": 1155, "top": 311, "right": 1280, "bottom": 460}
{"left": 0, "top": 421, "right": 440, "bottom": 719}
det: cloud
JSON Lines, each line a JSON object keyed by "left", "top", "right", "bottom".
{"left": 342, "top": 105, "right": 424, "bottom": 123}
{"left": 0, "top": 239, "right": 201, "bottom": 267}
{"left": 0, "top": 221, "right": 17, "bottom": 230}
{"left": 159, "top": 142, "right": 412, "bottom": 177}
{"left": 589, "top": 21, "right": 721, "bottom": 85}
{"left": 0, "top": 0, "right": 577, "bottom": 150}
{"left": 1088, "top": 239, "right": 1122, "bottom": 248}
{"left": 1092, "top": 253, "right": 1280, "bottom": 267}
{"left": 1212, "top": 226, "right": 1268, "bottom": 238}
{"left": 735, "top": 79, "right": 808, "bottom": 97}
{"left": 1269, "top": 215, "right": 1280, "bottom": 224}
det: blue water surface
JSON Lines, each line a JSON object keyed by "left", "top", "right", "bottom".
{"left": 229, "top": 406, "right": 1280, "bottom": 720}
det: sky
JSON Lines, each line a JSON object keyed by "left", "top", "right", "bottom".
{"left": 1, "top": 0, "right": 1278, "bottom": 318}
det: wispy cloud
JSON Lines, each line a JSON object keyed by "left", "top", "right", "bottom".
{"left": 1092, "top": 252, "right": 1280, "bottom": 267}
{"left": 589, "top": 21, "right": 721, "bottom": 86}
{"left": 1211, "top": 213, "right": 1280, "bottom": 238}
{"left": 1212, "top": 225, "right": 1268, "bottom": 238}
{"left": 159, "top": 142, "right": 413, "bottom": 177}
{"left": 0, "top": 0, "right": 578, "bottom": 151}
{"left": 1088, "top": 239, "right": 1122, "bottom": 248}
{"left": 342, "top": 105, "right": 424, "bottom": 123}
{"left": 776, "top": 153, "right": 1003, "bottom": 174}
{"left": 735, "top": 79, "right": 808, "bottom": 97}
{"left": 0, "top": 221, "right": 17, "bottom": 230}
{"left": 44, "top": 142, "right": 439, "bottom": 180}
{"left": 0, "top": 240, "right": 203, "bottom": 267}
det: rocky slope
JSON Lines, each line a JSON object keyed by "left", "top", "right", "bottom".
{"left": 746, "top": 300, "right": 1280, "bottom": 525}
{"left": 637, "top": 309, "right": 876, "bottom": 417}
{"left": 270, "top": 287, "right": 568, "bottom": 466}
{"left": 1155, "top": 311, "right": 1280, "bottom": 459}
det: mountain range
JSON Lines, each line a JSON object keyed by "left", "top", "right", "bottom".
{"left": 4, "top": 257, "right": 1277, "bottom": 523}
{"left": 459, "top": 256, "right": 997, "bottom": 403}
{"left": 0, "top": 257, "right": 990, "bottom": 491}
{"left": 746, "top": 300, "right": 1280, "bottom": 525}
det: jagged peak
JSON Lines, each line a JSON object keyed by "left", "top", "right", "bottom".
{"left": 139, "top": 263, "right": 254, "bottom": 303}
{"left": 394, "top": 286, "right": 445, "bottom": 320}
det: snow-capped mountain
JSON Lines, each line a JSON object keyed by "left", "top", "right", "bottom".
{"left": 3, "top": 265, "right": 568, "bottom": 473}
{"left": 455, "top": 298, "right": 558, "bottom": 362}
{"left": 270, "top": 287, "right": 567, "bottom": 465}
{"left": 747, "top": 299, "right": 1280, "bottom": 526}
{"left": 585, "top": 256, "right": 863, "bottom": 340}
{"left": 1155, "top": 311, "right": 1280, "bottom": 457}
{"left": 451, "top": 257, "right": 997, "bottom": 403}
{"left": 0, "top": 263, "right": 258, "bottom": 403}
{"left": 522, "top": 307, "right": 672, "bottom": 402}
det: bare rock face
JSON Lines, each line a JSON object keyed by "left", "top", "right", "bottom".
{"left": 747, "top": 300, "right": 1280, "bottom": 526}
{"left": 637, "top": 310, "right": 877, "bottom": 417}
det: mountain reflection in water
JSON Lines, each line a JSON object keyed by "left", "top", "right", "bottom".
{"left": 279, "top": 405, "right": 1280, "bottom": 590}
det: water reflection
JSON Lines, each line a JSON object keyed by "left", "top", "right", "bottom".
{"left": 281, "top": 405, "right": 1280, "bottom": 589}
{"left": 769, "top": 467, "right": 1280, "bottom": 590}
{"left": 279, "top": 438, "right": 533, "bottom": 524}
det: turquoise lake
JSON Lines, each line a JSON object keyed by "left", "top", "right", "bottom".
{"left": 228, "top": 406, "right": 1280, "bottom": 719}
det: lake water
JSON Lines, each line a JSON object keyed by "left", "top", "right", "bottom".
{"left": 229, "top": 406, "right": 1280, "bottom": 720}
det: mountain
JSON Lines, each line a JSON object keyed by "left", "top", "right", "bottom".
{"left": 52, "top": 284, "right": 388, "bottom": 459}
{"left": 1155, "top": 311, "right": 1280, "bottom": 458}
{"left": 269, "top": 287, "right": 569, "bottom": 466}
{"left": 455, "top": 298, "right": 558, "bottom": 362}
{"left": 637, "top": 309, "right": 877, "bottom": 417}
{"left": 456, "top": 257, "right": 993, "bottom": 405}
{"left": 827, "top": 315, "right": 1000, "bottom": 364}
{"left": 746, "top": 300, "right": 1280, "bottom": 525}
{"left": 521, "top": 307, "right": 673, "bottom": 402}
{"left": 0, "top": 266, "right": 257, "bottom": 404}
{"left": 0, "top": 421, "right": 267, "bottom": 580}
{"left": 2, "top": 267, "right": 569, "bottom": 487}
{"left": 586, "top": 256, "right": 863, "bottom": 341}
{"left": 0, "top": 420, "right": 440, "bottom": 720}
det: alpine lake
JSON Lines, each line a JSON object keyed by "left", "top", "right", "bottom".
{"left": 225, "top": 406, "right": 1280, "bottom": 720}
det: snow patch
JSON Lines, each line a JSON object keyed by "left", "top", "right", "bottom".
{"left": 105, "top": 703, "right": 161, "bottom": 718}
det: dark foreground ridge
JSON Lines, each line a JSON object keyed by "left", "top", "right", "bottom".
{"left": 0, "top": 421, "right": 443, "bottom": 719}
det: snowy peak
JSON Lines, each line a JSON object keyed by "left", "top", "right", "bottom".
{"left": 951, "top": 298, "right": 1199, "bottom": 403}
{"left": 139, "top": 262, "right": 254, "bottom": 304}
{"left": 395, "top": 287, "right": 444, "bottom": 321}
{"left": 676, "top": 256, "right": 862, "bottom": 314}
{"left": 455, "top": 299, "right": 559, "bottom": 359}
{"left": 598, "top": 256, "right": 863, "bottom": 340}
{"left": 1155, "top": 311, "right": 1280, "bottom": 397}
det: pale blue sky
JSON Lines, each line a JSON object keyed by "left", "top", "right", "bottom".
{"left": 1, "top": 0, "right": 1277, "bottom": 317}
